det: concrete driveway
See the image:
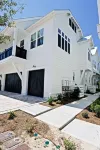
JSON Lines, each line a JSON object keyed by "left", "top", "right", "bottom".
{"left": 0, "top": 92, "right": 45, "bottom": 114}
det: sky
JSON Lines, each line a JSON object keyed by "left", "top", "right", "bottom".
{"left": 14, "top": 0, "right": 100, "bottom": 52}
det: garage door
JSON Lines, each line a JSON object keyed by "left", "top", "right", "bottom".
{"left": 28, "top": 69, "right": 44, "bottom": 97}
{"left": 5, "top": 73, "right": 22, "bottom": 94}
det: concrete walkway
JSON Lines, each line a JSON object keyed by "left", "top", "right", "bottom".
{"left": 20, "top": 103, "right": 51, "bottom": 116}
{"left": 36, "top": 94, "right": 99, "bottom": 129}
{"left": 0, "top": 94, "right": 45, "bottom": 114}
{"left": 62, "top": 119, "right": 100, "bottom": 148}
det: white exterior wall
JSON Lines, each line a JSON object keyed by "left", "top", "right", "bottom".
{"left": 0, "top": 10, "right": 100, "bottom": 97}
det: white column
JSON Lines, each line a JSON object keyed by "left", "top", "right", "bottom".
{"left": 12, "top": 27, "right": 18, "bottom": 56}
{"left": 21, "top": 70, "right": 28, "bottom": 95}
{"left": 1, "top": 74, "right": 5, "bottom": 91}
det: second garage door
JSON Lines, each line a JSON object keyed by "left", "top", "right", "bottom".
{"left": 28, "top": 69, "right": 44, "bottom": 97}
{"left": 5, "top": 73, "right": 22, "bottom": 94}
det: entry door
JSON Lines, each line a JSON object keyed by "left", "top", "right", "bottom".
{"left": 28, "top": 69, "right": 44, "bottom": 97}
{"left": 5, "top": 73, "right": 22, "bottom": 94}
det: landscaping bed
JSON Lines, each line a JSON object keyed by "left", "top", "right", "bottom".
{"left": 41, "top": 96, "right": 87, "bottom": 109}
{"left": 76, "top": 98, "right": 100, "bottom": 125}
{"left": 0, "top": 110, "right": 78, "bottom": 150}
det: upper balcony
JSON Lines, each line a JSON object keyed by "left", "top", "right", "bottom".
{"left": 0, "top": 46, "right": 27, "bottom": 61}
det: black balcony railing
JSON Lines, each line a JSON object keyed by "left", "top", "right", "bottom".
{"left": 0, "top": 47, "right": 12, "bottom": 60}
{"left": 0, "top": 46, "right": 27, "bottom": 61}
{"left": 15, "top": 46, "right": 27, "bottom": 59}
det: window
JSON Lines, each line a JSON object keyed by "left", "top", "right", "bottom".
{"left": 68, "top": 38, "right": 70, "bottom": 54}
{"left": 72, "top": 22, "right": 74, "bottom": 30}
{"left": 73, "top": 72, "right": 75, "bottom": 81}
{"left": 62, "top": 37, "right": 64, "bottom": 50}
{"left": 75, "top": 26, "right": 76, "bottom": 33}
{"left": 20, "top": 40, "right": 24, "bottom": 49}
{"left": 80, "top": 70, "right": 83, "bottom": 77}
{"left": 31, "top": 33, "right": 36, "bottom": 49}
{"left": 69, "top": 18, "right": 77, "bottom": 33}
{"left": 58, "top": 28, "right": 71, "bottom": 54}
{"left": 69, "top": 18, "right": 71, "bottom": 27}
{"left": 37, "top": 28, "right": 44, "bottom": 46}
{"left": 58, "top": 34, "right": 61, "bottom": 48}
{"left": 65, "top": 40, "right": 67, "bottom": 52}
{"left": 88, "top": 50, "right": 91, "bottom": 61}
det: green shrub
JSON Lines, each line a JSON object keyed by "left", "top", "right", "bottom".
{"left": 82, "top": 112, "right": 89, "bottom": 119}
{"left": 89, "top": 98, "right": 100, "bottom": 112}
{"left": 8, "top": 111, "right": 16, "bottom": 120}
{"left": 72, "top": 87, "right": 80, "bottom": 99}
{"left": 57, "top": 94, "right": 63, "bottom": 100}
{"left": 94, "top": 105, "right": 100, "bottom": 118}
{"left": 47, "top": 96, "right": 54, "bottom": 105}
{"left": 64, "top": 139, "right": 76, "bottom": 150}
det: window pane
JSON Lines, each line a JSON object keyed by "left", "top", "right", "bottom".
{"left": 69, "top": 18, "right": 71, "bottom": 26}
{"left": 75, "top": 26, "right": 76, "bottom": 33}
{"left": 31, "top": 40, "right": 36, "bottom": 49}
{"left": 68, "top": 38, "right": 70, "bottom": 42}
{"left": 62, "top": 32, "right": 64, "bottom": 37}
{"left": 72, "top": 22, "right": 74, "bottom": 30}
{"left": 62, "top": 37, "right": 64, "bottom": 50}
{"left": 65, "top": 35, "right": 67, "bottom": 40}
{"left": 37, "top": 37, "right": 43, "bottom": 46}
{"left": 65, "top": 40, "right": 67, "bottom": 52}
{"left": 58, "top": 34, "right": 61, "bottom": 48}
{"left": 38, "top": 28, "right": 44, "bottom": 38}
{"left": 68, "top": 43, "right": 70, "bottom": 54}
{"left": 20, "top": 40, "right": 24, "bottom": 47}
{"left": 58, "top": 28, "right": 61, "bottom": 34}
{"left": 31, "top": 33, "right": 36, "bottom": 41}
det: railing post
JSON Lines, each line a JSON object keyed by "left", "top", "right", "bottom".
{"left": 12, "top": 27, "right": 18, "bottom": 56}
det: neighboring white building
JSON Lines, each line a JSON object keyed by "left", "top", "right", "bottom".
{"left": 0, "top": 10, "right": 100, "bottom": 98}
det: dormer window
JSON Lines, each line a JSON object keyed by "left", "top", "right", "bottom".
{"left": 20, "top": 40, "right": 24, "bottom": 49}
{"left": 69, "top": 18, "right": 77, "bottom": 33}
{"left": 88, "top": 49, "right": 91, "bottom": 61}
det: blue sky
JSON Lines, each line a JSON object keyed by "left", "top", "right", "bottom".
{"left": 15, "top": 0, "right": 100, "bottom": 51}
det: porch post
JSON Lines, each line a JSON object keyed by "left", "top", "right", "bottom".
{"left": 21, "top": 70, "right": 28, "bottom": 95}
{"left": 12, "top": 27, "right": 18, "bottom": 56}
{"left": 1, "top": 74, "right": 5, "bottom": 91}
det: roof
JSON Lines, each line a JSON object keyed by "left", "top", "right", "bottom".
{"left": 78, "top": 35, "right": 92, "bottom": 42}
{"left": 1, "top": 10, "right": 83, "bottom": 36}
{"left": 91, "top": 47, "right": 98, "bottom": 55}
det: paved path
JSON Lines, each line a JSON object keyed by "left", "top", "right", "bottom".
{"left": 62, "top": 119, "right": 100, "bottom": 148}
{"left": 20, "top": 103, "right": 51, "bottom": 116}
{"left": 0, "top": 94, "right": 45, "bottom": 114}
{"left": 36, "top": 94, "right": 99, "bottom": 129}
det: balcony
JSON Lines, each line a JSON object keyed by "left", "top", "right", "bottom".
{"left": 0, "top": 46, "right": 27, "bottom": 61}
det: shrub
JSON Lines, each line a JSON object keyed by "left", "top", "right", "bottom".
{"left": 64, "top": 139, "right": 76, "bottom": 150}
{"left": 8, "top": 111, "right": 16, "bottom": 120}
{"left": 26, "top": 124, "right": 34, "bottom": 136}
{"left": 89, "top": 98, "right": 100, "bottom": 112}
{"left": 90, "top": 103, "right": 96, "bottom": 112}
{"left": 47, "top": 96, "right": 54, "bottom": 105}
{"left": 57, "top": 94, "right": 63, "bottom": 100}
{"left": 82, "top": 112, "right": 89, "bottom": 119}
{"left": 72, "top": 87, "right": 80, "bottom": 99}
{"left": 94, "top": 105, "right": 100, "bottom": 118}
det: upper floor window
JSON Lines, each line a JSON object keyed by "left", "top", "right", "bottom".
{"left": 93, "top": 60, "right": 96, "bottom": 69}
{"left": 68, "top": 38, "right": 70, "bottom": 54}
{"left": 88, "top": 50, "right": 91, "bottom": 61}
{"left": 31, "top": 33, "right": 36, "bottom": 49}
{"left": 58, "top": 28, "right": 71, "bottom": 54}
{"left": 20, "top": 40, "right": 24, "bottom": 49}
{"left": 69, "top": 18, "right": 77, "bottom": 33}
{"left": 37, "top": 28, "right": 44, "bottom": 46}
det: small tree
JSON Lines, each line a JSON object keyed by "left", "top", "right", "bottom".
{"left": 0, "top": 0, "right": 24, "bottom": 44}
